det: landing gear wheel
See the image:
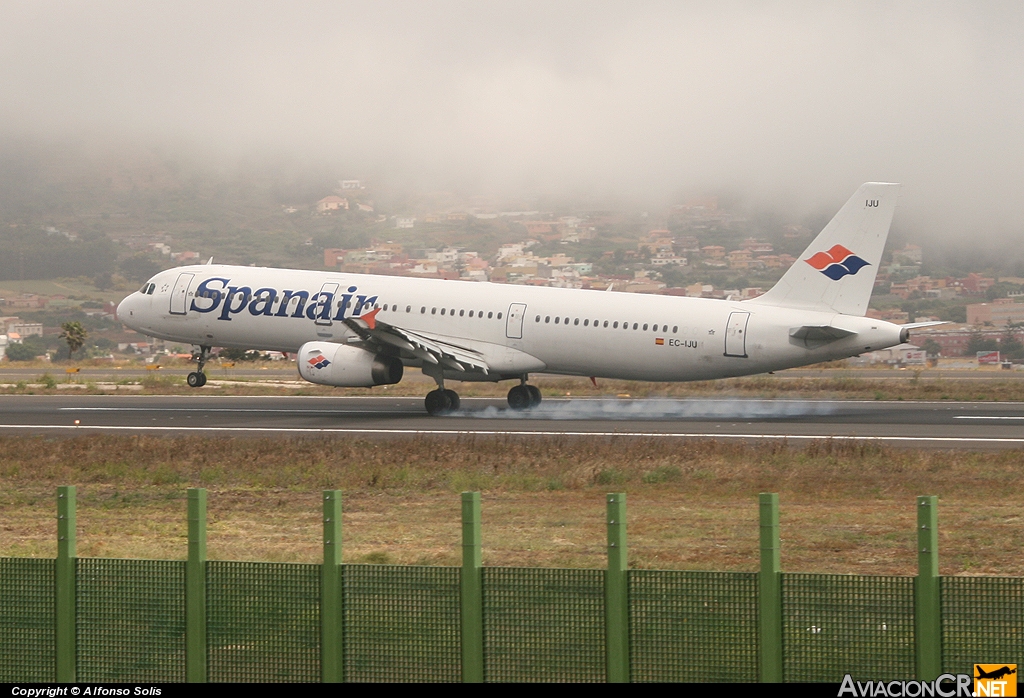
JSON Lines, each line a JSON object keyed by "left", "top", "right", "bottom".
{"left": 526, "top": 385, "right": 541, "bottom": 407}
{"left": 443, "top": 389, "right": 461, "bottom": 411}
{"left": 507, "top": 385, "right": 532, "bottom": 410}
{"left": 187, "top": 372, "right": 207, "bottom": 388}
{"left": 425, "top": 389, "right": 453, "bottom": 416}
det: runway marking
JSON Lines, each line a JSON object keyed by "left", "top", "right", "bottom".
{"left": 954, "top": 416, "right": 1024, "bottom": 420}
{"left": 58, "top": 407, "right": 417, "bottom": 414}
{"left": 1, "top": 424, "right": 1023, "bottom": 444}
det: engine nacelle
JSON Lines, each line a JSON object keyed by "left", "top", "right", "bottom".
{"left": 297, "top": 342, "right": 403, "bottom": 387}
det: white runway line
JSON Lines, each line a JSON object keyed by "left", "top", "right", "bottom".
{"left": 954, "top": 415, "right": 1024, "bottom": 420}
{"left": 1, "top": 423, "right": 1024, "bottom": 444}
{"left": 58, "top": 407, "right": 412, "bottom": 414}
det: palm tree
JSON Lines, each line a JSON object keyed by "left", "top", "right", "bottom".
{"left": 59, "top": 321, "right": 87, "bottom": 360}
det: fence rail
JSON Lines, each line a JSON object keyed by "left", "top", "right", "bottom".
{"left": 0, "top": 487, "right": 1021, "bottom": 683}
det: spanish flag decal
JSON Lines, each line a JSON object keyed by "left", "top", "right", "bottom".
{"left": 655, "top": 338, "right": 664, "bottom": 345}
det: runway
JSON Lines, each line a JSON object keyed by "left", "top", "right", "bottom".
{"left": 0, "top": 395, "right": 1022, "bottom": 448}
{"left": 1, "top": 366, "right": 1021, "bottom": 382}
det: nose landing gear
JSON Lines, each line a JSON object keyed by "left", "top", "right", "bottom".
{"left": 187, "top": 345, "right": 212, "bottom": 388}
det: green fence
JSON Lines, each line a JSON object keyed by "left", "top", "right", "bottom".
{"left": 0, "top": 487, "right": 1021, "bottom": 683}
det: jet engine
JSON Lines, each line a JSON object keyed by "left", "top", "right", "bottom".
{"left": 297, "top": 342, "right": 403, "bottom": 387}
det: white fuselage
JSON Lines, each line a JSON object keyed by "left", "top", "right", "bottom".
{"left": 117, "top": 264, "right": 904, "bottom": 383}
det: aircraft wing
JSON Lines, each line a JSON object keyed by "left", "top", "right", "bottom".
{"left": 342, "top": 308, "right": 490, "bottom": 373}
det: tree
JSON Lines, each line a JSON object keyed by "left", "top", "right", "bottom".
{"left": 59, "top": 322, "right": 87, "bottom": 360}
{"left": 4, "top": 343, "right": 37, "bottom": 361}
{"left": 965, "top": 330, "right": 998, "bottom": 357}
{"left": 1001, "top": 323, "right": 1024, "bottom": 361}
{"left": 920, "top": 339, "right": 942, "bottom": 357}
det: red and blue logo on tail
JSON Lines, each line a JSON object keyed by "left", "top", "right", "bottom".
{"left": 804, "top": 244, "right": 870, "bottom": 280}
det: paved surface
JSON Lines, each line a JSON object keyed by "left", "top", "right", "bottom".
{"left": 0, "top": 366, "right": 1022, "bottom": 382}
{"left": 1, "top": 395, "right": 1022, "bottom": 448}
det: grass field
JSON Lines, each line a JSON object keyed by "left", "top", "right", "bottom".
{"left": 0, "top": 434, "right": 1021, "bottom": 576}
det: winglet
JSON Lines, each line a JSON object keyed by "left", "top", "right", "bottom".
{"left": 206, "top": 257, "right": 214, "bottom": 265}
{"left": 361, "top": 307, "right": 381, "bottom": 330}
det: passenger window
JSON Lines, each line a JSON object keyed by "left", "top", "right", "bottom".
{"left": 643, "top": 324, "right": 648, "bottom": 331}
{"left": 459, "top": 309, "right": 464, "bottom": 317}
{"left": 450, "top": 309, "right": 455, "bottom": 315}
{"left": 554, "top": 317, "right": 560, "bottom": 324}
{"left": 652, "top": 324, "right": 657, "bottom": 331}
{"left": 603, "top": 321, "right": 608, "bottom": 328}
{"left": 633, "top": 323, "right": 638, "bottom": 330}
{"left": 432, "top": 307, "right": 437, "bottom": 314}
{"left": 545, "top": 316, "right": 550, "bottom": 323}
{"left": 673, "top": 326, "right": 678, "bottom": 333}
{"left": 478, "top": 310, "right": 483, "bottom": 317}
{"left": 441, "top": 308, "right": 446, "bottom": 315}
{"left": 535, "top": 315, "right": 540, "bottom": 322}
{"left": 407, "top": 305, "right": 411, "bottom": 312}
{"left": 420, "top": 306, "right": 425, "bottom": 313}
{"left": 497, "top": 312, "right": 503, "bottom": 319}
{"left": 613, "top": 321, "right": 619, "bottom": 328}
{"left": 564, "top": 317, "right": 569, "bottom": 325}
{"left": 469, "top": 310, "right": 474, "bottom": 317}
{"left": 584, "top": 319, "right": 589, "bottom": 326}
{"left": 487, "top": 312, "right": 493, "bottom": 318}
{"left": 383, "top": 304, "right": 389, "bottom": 311}
{"left": 574, "top": 318, "right": 579, "bottom": 326}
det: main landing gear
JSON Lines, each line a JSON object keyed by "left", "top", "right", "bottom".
{"left": 424, "top": 388, "right": 461, "bottom": 416}
{"left": 422, "top": 375, "right": 540, "bottom": 416}
{"left": 507, "top": 378, "right": 541, "bottom": 411}
{"left": 187, "top": 345, "right": 211, "bottom": 388}
{"left": 424, "top": 370, "right": 461, "bottom": 416}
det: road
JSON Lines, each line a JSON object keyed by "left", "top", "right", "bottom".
{"left": 1, "top": 395, "right": 1022, "bottom": 448}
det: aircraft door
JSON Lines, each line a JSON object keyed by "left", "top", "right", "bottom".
{"left": 169, "top": 272, "right": 195, "bottom": 315}
{"left": 724, "top": 311, "right": 750, "bottom": 358}
{"left": 314, "top": 282, "right": 340, "bottom": 326}
{"left": 505, "top": 303, "right": 527, "bottom": 339}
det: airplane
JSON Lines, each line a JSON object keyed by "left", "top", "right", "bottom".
{"left": 117, "top": 182, "right": 938, "bottom": 415}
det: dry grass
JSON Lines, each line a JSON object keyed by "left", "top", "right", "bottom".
{"left": 1, "top": 434, "right": 1022, "bottom": 576}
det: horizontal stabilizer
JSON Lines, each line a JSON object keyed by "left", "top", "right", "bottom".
{"left": 900, "top": 320, "right": 949, "bottom": 330}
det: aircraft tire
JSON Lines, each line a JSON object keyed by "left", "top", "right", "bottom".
{"left": 425, "top": 389, "right": 452, "bottom": 416}
{"left": 443, "top": 389, "right": 460, "bottom": 411}
{"left": 526, "top": 385, "right": 541, "bottom": 407}
{"left": 507, "top": 385, "right": 532, "bottom": 410}
{"left": 187, "top": 372, "right": 206, "bottom": 388}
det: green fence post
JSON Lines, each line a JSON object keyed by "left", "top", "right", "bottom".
{"left": 55, "top": 486, "right": 76, "bottom": 683}
{"left": 322, "top": 490, "right": 344, "bottom": 683}
{"left": 461, "top": 491, "right": 483, "bottom": 683}
{"left": 186, "top": 488, "right": 207, "bottom": 683}
{"left": 915, "top": 495, "right": 941, "bottom": 680}
{"left": 605, "top": 492, "right": 629, "bottom": 683}
{"left": 759, "top": 492, "right": 783, "bottom": 683}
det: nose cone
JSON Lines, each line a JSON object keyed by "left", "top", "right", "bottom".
{"left": 116, "top": 295, "right": 138, "bottom": 328}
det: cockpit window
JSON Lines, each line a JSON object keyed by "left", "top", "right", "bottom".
{"left": 140, "top": 282, "right": 156, "bottom": 295}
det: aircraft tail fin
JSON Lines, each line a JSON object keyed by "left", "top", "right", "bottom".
{"left": 750, "top": 182, "right": 901, "bottom": 316}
